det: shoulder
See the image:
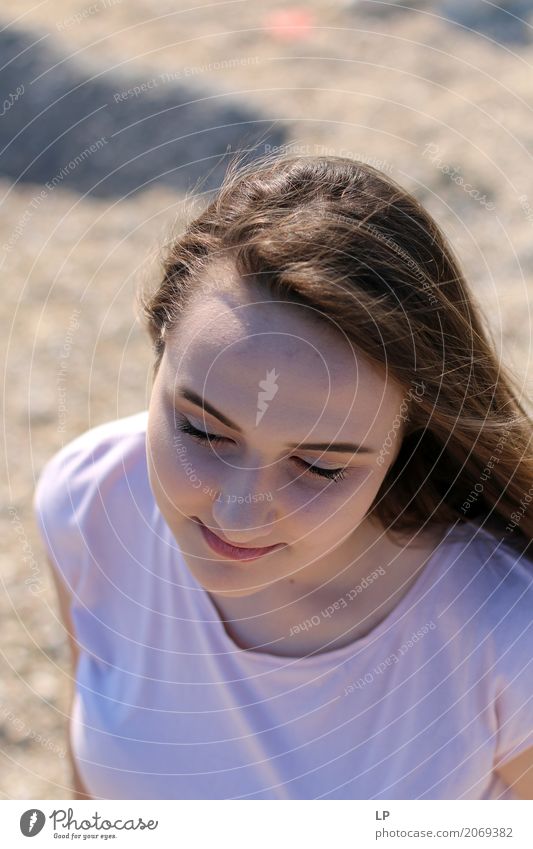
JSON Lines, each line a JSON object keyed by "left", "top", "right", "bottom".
{"left": 34, "top": 410, "right": 149, "bottom": 522}
{"left": 444, "top": 523, "right": 533, "bottom": 770}
{"left": 465, "top": 524, "right": 533, "bottom": 620}
{"left": 482, "top": 532, "right": 533, "bottom": 685}
{"left": 475, "top": 531, "right": 533, "bottom": 772}
{"left": 436, "top": 521, "right": 533, "bottom": 670}
{"left": 33, "top": 411, "right": 149, "bottom": 590}
{"left": 445, "top": 520, "right": 532, "bottom": 591}
{"left": 451, "top": 522, "right": 533, "bottom": 634}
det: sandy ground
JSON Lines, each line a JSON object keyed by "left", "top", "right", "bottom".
{"left": 1, "top": 0, "right": 532, "bottom": 798}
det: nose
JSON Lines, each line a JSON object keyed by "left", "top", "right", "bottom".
{"left": 209, "top": 468, "right": 280, "bottom": 546}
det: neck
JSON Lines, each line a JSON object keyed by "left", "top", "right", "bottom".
{"left": 205, "top": 518, "right": 446, "bottom": 658}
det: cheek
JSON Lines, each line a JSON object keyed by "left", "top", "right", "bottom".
{"left": 300, "top": 470, "right": 379, "bottom": 546}
{"left": 147, "top": 409, "right": 221, "bottom": 504}
{"left": 338, "top": 465, "right": 384, "bottom": 518}
{"left": 341, "top": 467, "right": 381, "bottom": 512}
{"left": 286, "top": 467, "right": 377, "bottom": 526}
{"left": 147, "top": 407, "right": 188, "bottom": 499}
{"left": 146, "top": 417, "right": 176, "bottom": 501}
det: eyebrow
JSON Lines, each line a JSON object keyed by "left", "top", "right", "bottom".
{"left": 176, "top": 387, "right": 377, "bottom": 454}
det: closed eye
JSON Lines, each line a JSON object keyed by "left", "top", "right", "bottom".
{"left": 175, "top": 416, "right": 348, "bottom": 483}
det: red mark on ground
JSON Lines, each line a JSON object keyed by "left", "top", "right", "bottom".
{"left": 263, "top": 8, "right": 315, "bottom": 41}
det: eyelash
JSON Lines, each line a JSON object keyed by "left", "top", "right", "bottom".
{"left": 175, "top": 417, "right": 348, "bottom": 483}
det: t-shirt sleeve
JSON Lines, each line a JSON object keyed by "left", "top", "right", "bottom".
{"left": 491, "top": 558, "right": 533, "bottom": 769}
{"left": 33, "top": 437, "right": 93, "bottom": 598}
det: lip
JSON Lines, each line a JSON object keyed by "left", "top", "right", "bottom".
{"left": 192, "top": 517, "right": 286, "bottom": 562}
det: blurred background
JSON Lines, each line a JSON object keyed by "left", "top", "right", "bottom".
{"left": 1, "top": 0, "right": 532, "bottom": 798}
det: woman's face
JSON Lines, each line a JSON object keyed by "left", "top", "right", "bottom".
{"left": 147, "top": 269, "right": 409, "bottom": 598}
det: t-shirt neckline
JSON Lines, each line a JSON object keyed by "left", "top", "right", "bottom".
{"left": 185, "top": 521, "right": 464, "bottom": 669}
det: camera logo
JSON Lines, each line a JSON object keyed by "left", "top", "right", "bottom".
{"left": 256, "top": 368, "right": 279, "bottom": 425}
{"left": 20, "top": 809, "right": 46, "bottom": 836}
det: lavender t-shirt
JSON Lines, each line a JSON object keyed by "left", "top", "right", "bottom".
{"left": 33, "top": 411, "right": 533, "bottom": 799}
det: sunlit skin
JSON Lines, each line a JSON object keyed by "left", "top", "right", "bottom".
{"left": 146, "top": 264, "right": 444, "bottom": 657}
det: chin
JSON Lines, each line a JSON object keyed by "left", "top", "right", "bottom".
{"left": 182, "top": 555, "right": 275, "bottom": 597}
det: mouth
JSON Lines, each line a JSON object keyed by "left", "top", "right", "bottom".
{"left": 191, "top": 517, "right": 287, "bottom": 562}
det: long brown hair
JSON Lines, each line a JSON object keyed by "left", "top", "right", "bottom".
{"left": 137, "top": 151, "right": 533, "bottom": 560}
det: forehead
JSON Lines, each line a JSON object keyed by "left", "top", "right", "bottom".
{"left": 163, "top": 268, "right": 404, "bottom": 429}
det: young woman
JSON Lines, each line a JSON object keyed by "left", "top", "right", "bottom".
{"left": 34, "top": 153, "right": 533, "bottom": 800}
